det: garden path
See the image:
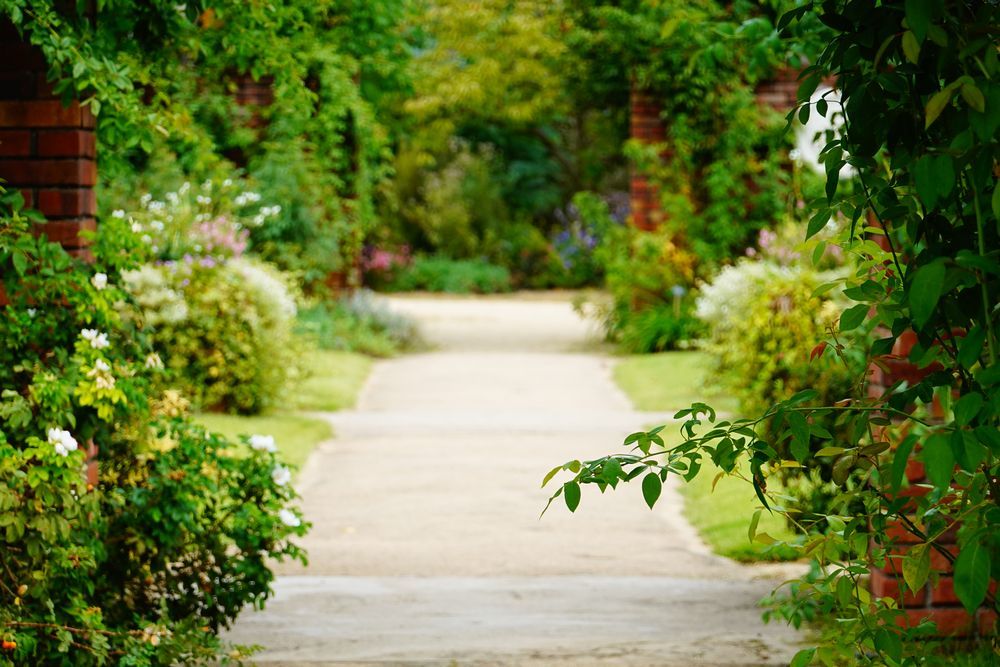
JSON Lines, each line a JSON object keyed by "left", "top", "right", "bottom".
{"left": 224, "top": 294, "right": 803, "bottom": 666}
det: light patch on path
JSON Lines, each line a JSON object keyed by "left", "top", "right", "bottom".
{"left": 225, "top": 294, "right": 804, "bottom": 665}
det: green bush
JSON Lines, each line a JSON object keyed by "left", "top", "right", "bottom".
{"left": 384, "top": 256, "right": 511, "bottom": 294}
{"left": 296, "top": 289, "right": 421, "bottom": 357}
{"left": 590, "top": 225, "right": 702, "bottom": 352}
{"left": 0, "top": 195, "right": 306, "bottom": 665}
{"left": 695, "top": 226, "right": 866, "bottom": 518}
{"left": 123, "top": 257, "right": 301, "bottom": 415}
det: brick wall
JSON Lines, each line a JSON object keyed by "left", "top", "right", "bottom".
{"left": 628, "top": 87, "right": 665, "bottom": 231}
{"left": 867, "top": 330, "right": 997, "bottom": 637}
{"left": 0, "top": 22, "right": 97, "bottom": 260}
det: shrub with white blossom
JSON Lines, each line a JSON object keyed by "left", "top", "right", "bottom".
{"left": 0, "top": 191, "right": 307, "bottom": 665}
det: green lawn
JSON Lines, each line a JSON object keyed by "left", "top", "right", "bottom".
{"left": 613, "top": 351, "right": 796, "bottom": 562}
{"left": 289, "top": 350, "right": 373, "bottom": 412}
{"left": 613, "top": 350, "right": 737, "bottom": 414}
{"left": 196, "top": 349, "right": 371, "bottom": 472}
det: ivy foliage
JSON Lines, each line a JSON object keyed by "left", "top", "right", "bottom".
{"left": 0, "top": 0, "right": 413, "bottom": 283}
{"left": 547, "top": 1, "right": 999, "bottom": 662}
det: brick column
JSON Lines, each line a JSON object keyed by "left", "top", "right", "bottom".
{"left": 0, "top": 22, "right": 97, "bottom": 259}
{"left": 629, "top": 87, "right": 665, "bottom": 231}
{"left": 868, "top": 330, "right": 997, "bottom": 637}
{"left": 754, "top": 67, "right": 801, "bottom": 112}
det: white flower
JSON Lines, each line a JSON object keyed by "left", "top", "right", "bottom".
{"left": 223, "top": 178, "right": 233, "bottom": 187}
{"left": 131, "top": 222, "right": 143, "bottom": 233}
{"left": 166, "top": 192, "right": 180, "bottom": 205}
{"left": 47, "top": 428, "right": 79, "bottom": 457}
{"left": 144, "top": 353, "right": 163, "bottom": 369}
{"left": 201, "top": 180, "right": 213, "bottom": 191}
{"left": 112, "top": 209, "right": 125, "bottom": 219}
{"left": 179, "top": 181, "right": 191, "bottom": 195}
{"left": 278, "top": 508, "right": 301, "bottom": 527}
{"left": 81, "top": 329, "right": 110, "bottom": 349}
{"left": 196, "top": 195, "right": 212, "bottom": 205}
{"left": 91, "top": 272, "right": 108, "bottom": 290}
{"left": 140, "top": 193, "right": 152, "bottom": 206}
{"left": 271, "top": 465, "right": 291, "bottom": 487}
{"left": 87, "top": 359, "right": 116, "bottom": 390}
{"left": 141, "top": 234, "right": 152, "bottom": 245}
{"left": 249, "top": 434, "right": 277, "bottom": 453}
{"left": 26, "top": 308, "right": 36, "bottom": 318}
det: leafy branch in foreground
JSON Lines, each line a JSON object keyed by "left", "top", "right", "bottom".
{"left": 546, "top": 1, "right": 999, "bottom": 664}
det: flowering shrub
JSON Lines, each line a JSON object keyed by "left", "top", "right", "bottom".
{"left": 696, "top": 225, "right": 860, "bottom": 416}
{"left": 122, "top": 256, "right": 301, "bottom": 414}
{"left": 113, "top": 180, "right": 301, "bottom": 414}
{"left": 0, "top": 190, "right": 306, "bottom": 664}
{"left": 124, "top": 179, "right": 279, "bottom": 263}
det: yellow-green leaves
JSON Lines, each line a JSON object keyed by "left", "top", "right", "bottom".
{"left": 902, "top": 543, "right": 930, "bottom": 593}
{"left": 901, "top": 31, "right": 920, "bottom": 64}
{"left": 961, "top": 82, "right": 986, "bottom": 113}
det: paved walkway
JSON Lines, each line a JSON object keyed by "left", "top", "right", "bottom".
{"left": 224, "top": 295, "right": 802, "bottom": 665}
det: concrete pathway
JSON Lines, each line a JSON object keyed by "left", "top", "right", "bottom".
{"left": 224, "top": 295, "right": 803, "bottom": 665}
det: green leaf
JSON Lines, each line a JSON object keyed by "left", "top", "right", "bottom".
{"left": 974, "top": 426, "right": 1000, "bottom": 455}
{"left": 839, "top": 304, "right": 870, "bottom": 331}
{"left": 957, "top": 327, "right": 987, "bottom": 369}
{"left": 889, "top": 434, "right": 919, "bottom": 491}
{"left": 925, "top": 87, "right": 954, "bottom": 128}
{"left": 641, "top": 472, "right": 661, "bottom": 510}
{"left": 913, "top": 155, "right": 955, "bottom": 210}
{"left": 961, "top": 83, "right": 986, "bottom": 113}
{"left": 902, "top": 543, "right": 930, "bottom": 593}
{"left": 908, "top": 260, "right": 946, "bottom": 328}
{"left": 904, "top": 0, "right": 931, "bottom": 42}
{"left": 11, "top": 250, "right": 27, "bottom": 276}
{"left": 806, "top": 209, "right": 830, "bottom": 239}
{"left": 816, "top": 446, "right": 846, "bottom": 457}
{"left": 832, "top": 454, "right": 855, "bottom": 485}
{"left": 748, "top": 508, "right": 762, "bottom": 543}
{"left": 922, "top": 434, "right": 954, "bottom": 492}
{"left": 992, "top": 184, "right": 1000, "bottom": 223}
{"left": 787, "top": 412, "right": 810, "bottom": 462}
{"left": 901, "top": 30, "right": 920, "bottom": 64}
{"left": 563, "top": 482, "right": 581, "bottom": 513}
{"left": 874, "top": 627, "right": 903, "bottom": 664}
{"left": 953, "top": 538, "right": 990, "bottom": 614}
{"left": 601, "top": 458, "right": 622, "bottom": 485}
{"left": 953, "top": 392, "right": 984, "bottom": 426}
{"left": 541, "top": 465, "right": 562, "bottom": 488}
{"left": 790, "top": 648, "right": 816, "bottom": 667}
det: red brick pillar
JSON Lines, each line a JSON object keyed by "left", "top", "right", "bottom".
{"left": 867, "top": 331, "right": 997, "bottom": 637}
{"left": 629, "top": 87, "right": 665, "bottom": 231}
{"left": 0, "top": 23, "right": 97, "bottom": 259}
{"left": 754, "top": 67, "right": 802, "bottom": 112}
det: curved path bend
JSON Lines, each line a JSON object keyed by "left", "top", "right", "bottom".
{"left": 225, "top": 295, "right": 803, "bottom": 666}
